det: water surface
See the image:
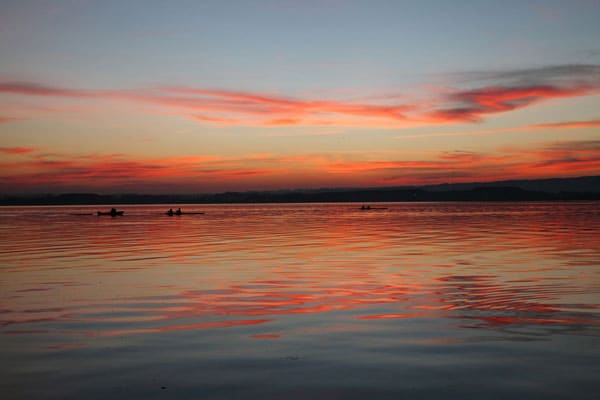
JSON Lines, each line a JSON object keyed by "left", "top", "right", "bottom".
{"left": 1, "top": 202, "right": 599, "bottom": 399}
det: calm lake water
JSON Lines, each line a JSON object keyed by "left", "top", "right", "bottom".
{"left": 1, "top": 202, "right": 599, "bottom": 399}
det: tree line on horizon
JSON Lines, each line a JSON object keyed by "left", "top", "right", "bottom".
{"left": 2, "top": 176, "right": 599, "bottom": 205}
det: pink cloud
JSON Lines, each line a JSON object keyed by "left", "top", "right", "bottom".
{"left": 327, "top": 141, "right": 600, "bottom": 185}
{"left": 3, "top": 64, "right": 597, "bottom": 128}
{"left": 0, "top": 146, "right": 37, "bottom": 155}
{"left": 142, "top": 86, "right": 414, "bottom": 127}
{"left": 250, "top": 333, "right": 281, "bottom": 339}
{"left": 428, "top": 85, "right": 597, "bottom": 123}
{"left": 1, "top": 140, "right": 598, "bottom": 193}
{"left": 0, "top": 152, "right": 293, "bottom": 193}
{"left": 190, "top": 114, "right": 240, "bottom": 125}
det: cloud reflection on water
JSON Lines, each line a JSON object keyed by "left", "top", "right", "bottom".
{"left": 1, "top": 203, "right": 599, "bottom": 349}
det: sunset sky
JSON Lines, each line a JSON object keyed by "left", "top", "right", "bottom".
{"left": 1, "top": 0, "right": 599, "bottom": 194}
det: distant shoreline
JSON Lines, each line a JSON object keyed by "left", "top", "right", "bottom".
{"left": 2, "top": 176, "right": 599, "bottom": 206}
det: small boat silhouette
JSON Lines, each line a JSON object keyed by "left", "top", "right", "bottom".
{"left": 166, "top": 208, "right": 204, "bottom": 216}
{"left": 97, "top": 208, "right": 124, "bottom": 216}
{"left": 359, "top": 205, "right": 387, "bottom": 211}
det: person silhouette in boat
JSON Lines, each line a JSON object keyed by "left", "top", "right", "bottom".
{"left": 175, "top": 208, "right": 182, "bottom": 215}
{"left": 167, "top": 208, "right": 174, "bottom": 216}
{"left": 110, "top": 207, "right": 117, "bottom": 215}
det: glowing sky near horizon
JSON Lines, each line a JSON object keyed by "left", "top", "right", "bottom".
{"left": 1, "top": 0, "right": 599, "bottom": 194}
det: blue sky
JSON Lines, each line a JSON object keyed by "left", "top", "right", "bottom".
{"left": 1, "top": 1, "right": 599, "bottom": 193}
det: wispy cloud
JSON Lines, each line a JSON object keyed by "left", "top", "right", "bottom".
{"left": 142, "top": 86, "right": 415, "bottom": 127}
{"left": 528, "top": 119, "right": 600, "bottom": 129}
{"left": 427, "top": 85, "right": 594, "bottom": 123}
{"left": 398, "top": 118, "right": 600, "bottom": 139}
{"left": 428, "top": 64, "right": 600, "bottom": 122}
{"left": 0, "top": 146, "right": 37, "bottom": 155}
{"left": 326, "top": 140, "right": 600, "bottom": 185}
{"left": 458, "top": 64, "right": 600, "bottom": 87}
{"left": 0, "top": 151, "right": 314, "bottom": 193}
{"left": 1, "top": 139, "right": 598, "bottom": 193}
{"left": 2, "top": 64, "right": 598, "bottom": 128}
{"left": 520, "top": 142, "right": 600, "bottom": 175}
{"left": 0, "top": 82, "right": 103, "bottom": 98}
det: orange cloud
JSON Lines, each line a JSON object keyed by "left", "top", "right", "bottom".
{"left": 2, "top": 64, "right": 598, "bottom": 128}
{"left": 428, "top": 85, "right": 597, "bottom": 123}
{"left": 326, "top": 141, "right": 600, "bottom": 186}
{"left": 508, "top": 140, "right": 600, "bottom": 176}
{"left": 0, "top": 147, "right": 36, "bottom": 155}
{"left": 3, "top": 139, "right": 597, "bottom": 193}
{"left": 250, "top": 333, "right": 281, "bottom": 339}
{"left": 139, "top": 86, "right": 415, "bottom": 127}
{"left": 0, "top": 151, "right": 304, "bottom": 193}
{"left": 190, "top": 114, "right": 240, "bottom": 125}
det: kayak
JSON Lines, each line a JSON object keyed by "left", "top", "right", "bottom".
{"left": 166, "top": 212, "right": 205, "bottom": 215}
{"left": 97, "top": 211, "right": 124, "bottom": 216}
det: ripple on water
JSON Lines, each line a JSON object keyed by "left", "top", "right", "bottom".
{"left": 1, "top": 202, "right": 599, "bottom": 399}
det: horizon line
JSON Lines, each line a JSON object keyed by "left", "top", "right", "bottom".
{"left": 2, "top": 174, "right": 599, "bottom": 198}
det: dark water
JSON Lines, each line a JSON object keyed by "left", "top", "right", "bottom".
{"left": 1, "top": 202, "right": 599, "bottom": 399}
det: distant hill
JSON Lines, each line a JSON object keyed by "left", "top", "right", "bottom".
{"left": 421, "top": 175, "right": 600, "bottom": 193}
{"left": 1, "top": 175, "right": 599, "bottom": 205}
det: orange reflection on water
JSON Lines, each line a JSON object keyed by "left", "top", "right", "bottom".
{"left": 251, "top": 333, "right": 281, "bottom": 339}
{"left": 1, "top": 203, "right": 599, "bottom": 348}
{"left": 97, "top": 318, "right": 273, "bottom": 338}
{"left": 356, "top": 313, "right": 417, "bottom": 320}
